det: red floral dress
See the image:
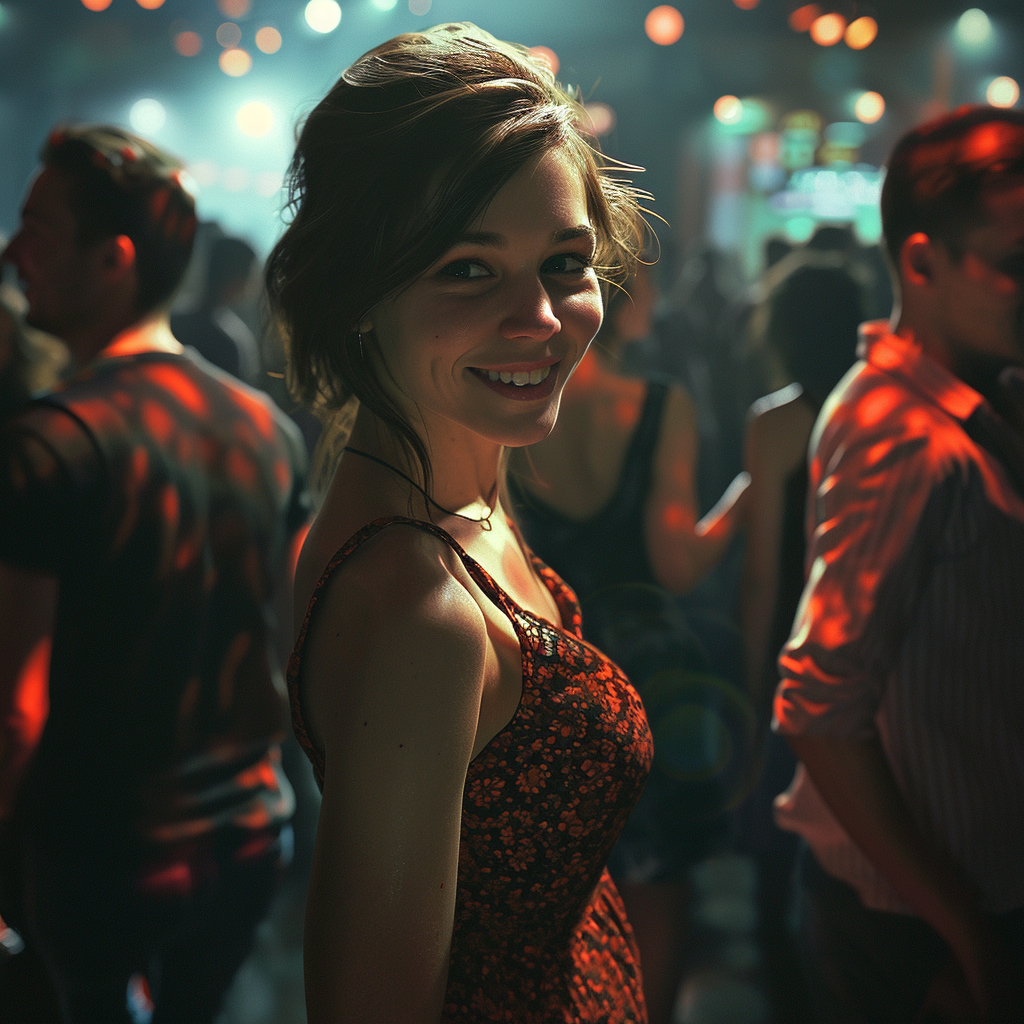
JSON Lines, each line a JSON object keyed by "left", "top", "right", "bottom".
{"left": 289, "top": 517, "right": 653, "bottom": 1022}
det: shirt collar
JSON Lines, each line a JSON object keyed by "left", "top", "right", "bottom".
{"left": 856, "top": 319, "right": 985, "bottom": 423}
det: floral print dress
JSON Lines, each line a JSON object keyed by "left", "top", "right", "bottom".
{"left": 289, "top": 517, "right": 653, "bottom": 1022}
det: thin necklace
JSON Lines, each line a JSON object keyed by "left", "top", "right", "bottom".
{"left": 342, "top": 445, "right": 496, "bottom": 531}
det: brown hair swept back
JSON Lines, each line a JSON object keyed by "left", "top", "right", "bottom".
{"left": 265, "top": 22, "right": 647, "bottom": 491}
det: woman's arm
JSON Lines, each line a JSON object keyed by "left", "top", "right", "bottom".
{"left": 299, "top": 529, "right": 489, "bottom": 1023}
{"left": 645, "top": 386, "right": 749, "bottom": 595}
{"left": 738, "top": 412, "right": 788, "bottom": 699}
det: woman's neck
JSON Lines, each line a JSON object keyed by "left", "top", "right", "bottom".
{"left": 346, "top": 407, "right": 501, "bottom": 522}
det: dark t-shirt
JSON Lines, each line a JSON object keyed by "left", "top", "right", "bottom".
{"left": 0, "top": 349, "right": 309, "bottom": 848}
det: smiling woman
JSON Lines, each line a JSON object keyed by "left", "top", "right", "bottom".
{"left": 266, "top": 22, "right": 653, "bottom": 1024}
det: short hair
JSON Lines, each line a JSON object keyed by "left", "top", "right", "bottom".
{"left": 41, "top": 124, "right": 198, "bottom": 317}
{"left": 266, "top": 22, "right": 645, "bottom": 488}
{"left": 881, "top": 105, "right": 1024, "bottom": 272}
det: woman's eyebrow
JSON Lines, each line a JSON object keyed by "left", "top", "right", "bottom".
{"left": 451, "top": 225, "right": 597, "bottom": 248}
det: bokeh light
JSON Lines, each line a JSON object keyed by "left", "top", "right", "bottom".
{"left": 845, "top": 16, "right": 877, "bottom": 50}
{"left": 222, "top": 167, "right": 249, "bottom": 193}
{"left": 81, "top": 0, "right": 113, "bottom": 10}
{"left": 645, "top": 6, "right": 684, "bottom": 46}
{"left": 733, "top": 0, "right": 760, "bottom": 9}
{"left": 528, "top": 46, "right": 559, "bottom": 76}
{"left": 129, "top": 98, "right": 166, "bottom": 135}
{"left": 714, "top": 95, "right": 743, "bottom": 125}
{"left": 854, "top": 90, "right": 885, "bottom": 123}
{"left": 583, "top": 102, "right": 616, "bottom": 137}
{"left": 408, "top": 0, "right": 432, "bottom": 14}
{"left": 304, "top": 0, "right": 341, "bottom": 34}
{"left": 256, "top": 171, "right": 284, "bottom": 198}
{"left": 788, "top": 4, "right": 820, "bottom": 32}
{"left": 372, "top": 0, "right": 398, "bottom": 8}
{"left": 956, "top": 9, "right": 992, "bottom": 47}
{"left": 174, "top": 31, "right": 202, "bottom": 57}
{"left": 217, "top": 0, "right": 250, "bottom": 16}
{"left": 219, "top": 48, "right": 252, "bottom": 77}
{"left": 188, "top": 161, "right": 218, "bottom": 189}
{"left": 135, "top": 0, "right": 166, "bottom": 9}
{"left": 236, "top": 101, "right": 274, "bottom": 138}
{"left": 810, "top": 13, "right": 846, "bottom": 46}
{"left": 216, "top": 23, "right": 242, "bottom": 49}
{"left": 255, "top": 27, "right": 281, "bottom": 54}
{"left": 987, "top": 76, "right": 1020, "bottom": 108}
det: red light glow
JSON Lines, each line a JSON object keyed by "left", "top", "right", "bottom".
{"left": 81, "top": 0, "right": 113, "bottom": 10}
{"left": 788, "top": 4, "right": 820, "bottom": 32}
{"left": 217, "top": 0, "right": 251, "bottom": 15}
{"left": 645, "top": 6, "right": 685, "bottom": 46}
{"left": 733, "top": 0, "right": 760, "bottom": 9}
{"left": 810, "top": 13, "right": 846, "bottom": 46}
{"left": 136, "top": 0, "right": 166, "bottom": 9}
{"left": 174, "top": 31, "right": 202, "bottom": 57}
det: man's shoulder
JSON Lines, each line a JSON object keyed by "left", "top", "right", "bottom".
{"left": 815, "top": 359, "right": 970, "bottom": 479}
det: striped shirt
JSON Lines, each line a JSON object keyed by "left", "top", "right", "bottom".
{"left": 773, "top": 321, "right": 1024, "bottom": 915}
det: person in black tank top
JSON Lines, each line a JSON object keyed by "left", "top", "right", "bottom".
{"left": 508, "top": 277, "right": 751, "bottom": 1024}
{"left": 738, "top": 255, "right": 864, "bottom": 1024}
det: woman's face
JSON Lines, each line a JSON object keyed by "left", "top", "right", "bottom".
{"left": 368, "top": 146, "right": 604, "bottom": 450}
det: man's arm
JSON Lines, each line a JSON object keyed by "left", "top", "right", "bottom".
{"left": 787, "top": 733, "right": 1009, "bottom": 1016}
{"left": 0, "top": 561, "right": 56, "bottom": 819}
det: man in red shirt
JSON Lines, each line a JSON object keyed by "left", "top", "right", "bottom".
{"left": 775, "top": 107, "right": 1024, "bottom": 1023}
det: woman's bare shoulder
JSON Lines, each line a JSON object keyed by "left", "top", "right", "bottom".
{"left": 297, "top": 521, "right": 490, "bottom": 753}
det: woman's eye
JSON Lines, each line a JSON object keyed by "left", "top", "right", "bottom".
{"left": 440, "top": 260, "right": 490, "bottom": 280}
{"left": 543, "top": 253, "right": 592, "bottom": 274}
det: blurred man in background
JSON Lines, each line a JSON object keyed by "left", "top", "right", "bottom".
{"left": 774, "top": 106, "right": 1024, "bottom": 1023}
{"left": 0, "top": 124, "right": 308, "bottom": 1023}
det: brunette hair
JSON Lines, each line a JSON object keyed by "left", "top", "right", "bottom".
{"left": 881, "top": 105, "right": 1024, "bottom": 272}
{"left": 41, "top": 124, "right": 197, "bottom": 317}
{"left": 266, "top": 22, "right": 645, "bottom": 490}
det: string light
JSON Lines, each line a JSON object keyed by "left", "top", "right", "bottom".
{"left": 987, "top": 76, "right": 1019, "bottom": 108}
{"left": 854, "top": 91, "right": 885, "bottom": 124}
{"left": 216, "top": 23, "right": 242, "bottom": 49}
{"left": 219, "top": 48, "right": 252, "bottom": 77}
{"left": 255, "top": 27, "right": 282, "bottom": 54}
{"left": 789, "top": 5, "right": 820, "bottom": 32}
{"left": 135, "top": 0, "right": 166, "bottom": 9}
{"left": 304, "top": 0, "right": 341, "bottom": 34}
{"left": 174, "top": 31, "right": 202, "bottom": 57}
{"left": 645, "top": 6, "right": 685, "bottom": 46}
{"left": 237, "top": 101, "right": 274, "bottom": 138}
{"left": 714, "top": 95, "right": 743, "bottom": 125}
{"left": 810, "top": 13, "right": 847, "bottom": 46}
{"left": 81, "top": 0, "right": 113, "bottom": 10}
{"left": 217, "top": 0, "right": 251, "bottom": 16}
{"left": 844, "top": 16, "right": 877, "bottom": 50}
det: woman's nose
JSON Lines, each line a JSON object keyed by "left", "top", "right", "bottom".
{"left": 499, "top": 275, "right": 561, "bottom": 340}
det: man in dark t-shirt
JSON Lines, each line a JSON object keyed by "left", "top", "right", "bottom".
{"left": 0, "top": 125, "right": 309, "bottom": 1022}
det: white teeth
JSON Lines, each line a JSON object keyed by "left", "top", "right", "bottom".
{"left": 484, "top": 365, "right": 552, "bottom": 386}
